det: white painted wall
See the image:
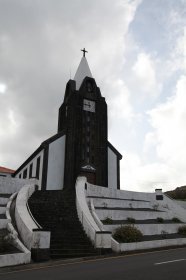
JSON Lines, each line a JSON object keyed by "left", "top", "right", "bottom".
{"left": 0, "top": 252, "right": 31, "bottom": 268}
{"left": 87, "top": 183, "right": 154, "bottom": 201}
{"left": 91, "top": 198, "right": 150, "bottom": 209}
{"left": 15, "top": 185, "right": 50, "bottom": 250}
{"left": 87, "top": 184, "right": 186, "bottom": 225}
{"left": 15, "top": 150, "right": 44, "bottom": 190}
{"left": 95, "top": 208, "right": 173, "bottom": 220}
{"left": 0, "top": 177, "right": 36, "bottom": 194}
{"left": 111, "top": 237, "right": 186, "bottom": 253}
{"left": 174, "top": 200, "right": 186, "bottom": 209}
{"left": 46, "top": 135, "right": 66, "bottom": 190}
{"left": 108, "top": 147, "right": 117, "bottom": 190}
{"left": 0, "top": 172, "right": 12, "bottom": 178}
{"left": 76, "top": 177, "right": 111, "bottom": 248}
{"left": 105, "top": 223, "right": 183, "bottom": 235}
{"left": 1, "top": 193, "right": 32, "bottom": 267}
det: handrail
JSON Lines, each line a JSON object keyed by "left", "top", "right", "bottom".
{"left": 5, "top": 192, "right": 30, "bottom": 255}
{"left": 75, "top": 176, "right": 111, "bottom": 248}
{"left": 26, "top": 201, "right": 42, "bottom": 229}
{"left": 90, "top": 198, "right": 104, "bottom": 231}
{"left": 76, "top": 196, "right": 97, "bottom": 232}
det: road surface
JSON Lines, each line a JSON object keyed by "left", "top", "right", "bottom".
{"left": 0, "top": 248, "right": 186, "bottom": 280}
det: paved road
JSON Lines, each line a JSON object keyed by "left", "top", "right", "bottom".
{"left": 1, "top": 248, "right": 186, "bottom": 280}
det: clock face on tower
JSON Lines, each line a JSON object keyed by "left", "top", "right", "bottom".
{"left": 83, "top": 99, "right": 95, "bottom": 112}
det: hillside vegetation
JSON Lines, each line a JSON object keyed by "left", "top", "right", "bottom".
{"left": 165, "top": 186, "right": 186, "bottom": 200}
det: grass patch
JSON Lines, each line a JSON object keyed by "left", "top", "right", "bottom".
{"left": 102, "top": 217, "right": 113, "bottom": 224}
{"left": 156, "top": 217, "right": 164, "bottom": 223}
{"left": 127, "top": 217, "right": 136, "bottom": 224}
{"left": 172, "top": 217, "right": 181, "bottom": 223}
{"left": 178, "top": 225, "right": 186, "bottom": 235}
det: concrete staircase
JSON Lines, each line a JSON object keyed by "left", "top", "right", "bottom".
{"left": 28, "top": 189, "right": 100, "bottom": 259}
{"left": 88, "top": 195, "right": 185, "bottom": 239}
{"left": 0, "top": 193, "right": 11, "bottom": 230}
{"left": 0, "top": 193, "right": 21, "bottom": 255}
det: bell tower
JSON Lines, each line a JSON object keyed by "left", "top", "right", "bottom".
{"left": 58, "top": 50, "right": 108, "bottom": 188}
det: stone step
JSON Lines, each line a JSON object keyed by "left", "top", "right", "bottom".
{"left": 96, "top": 209, "right": 171, "bottom": 220}
{"left": 50, "top": 240, "right": 92, "bottom": 246}
{"left": 87, "top": 195, "right": 150, "bottom": 202}
{"left": 142, "top": 233, "right": 186, "bottom": 241}
{"left": 0, "top": 207, "right": 6, "bottom": 215}
{"left": 91, "top": 198, "right": 151, "bottom": 209}
{"left": 102, "top": 219, "right": 183, "bottom": 224}
{"left": 50, "top": 236, "right": 91, "bottom": 242}
{"left": 50, "top": 234, "right": 91, "bottom": 240}
{"left": 95, "top": 207, "right": 164, "bottom": 212}
{"left": 0, "top": 214, "right": 6, "bottom": 219}
{"left": 50, "top": 252, "right": 99, "bottom": 259}
{"left": 104, "top": 223, "right": 185, "bottom": 235}
{"left": 51, "top": 244, "right": 94, "bottom": 249}
{"left": 28, "top": 189, "right": 100, "bottom": 259}
{"left": 0, "top": 198, "right": 8, "bottom": 205}
{"left": 0, "top": 228, "right": 21, "bottom": 255}
{"left": 50, "top": 248, "right": 97, "bottom": 254}
{"left": 0, "top": 194, "right": 12, "bottom": 198}
{"left": 0, "top": 228, "right": 7, "bottom": 238}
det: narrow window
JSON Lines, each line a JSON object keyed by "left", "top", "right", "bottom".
{"left": 36, "top": 157, "right": 40, "bottom": 179}
{"left": 91, "top": 156, "right": 94, "bottom": 163}
{"left": 29, "top": 163, "right": 33, "bottom": 179}
{"left": 19, "top": 174, "right": 22, "bottom": 179}
{"left": 23, "top": 169, "right": 27, "bottom": 179}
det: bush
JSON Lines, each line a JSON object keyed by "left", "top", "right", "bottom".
{"left": 178, "top": 225, "right": 186, "bottom": 235}
{"left": 172, "top": 217, "right": 181, "bottom": 223}
{"left": 127, "top": 217, "right": 136, "bottom": 224}
{"left": 102, "top": 217, "right": 113, "bottom": 224}
{"left": 113, "top": 225, "right": 143, "bottom": 243}
{"left": 157, "top": 217, "right": 164, "bottom": 223}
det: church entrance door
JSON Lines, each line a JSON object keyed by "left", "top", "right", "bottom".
{"left": 80, "top": 172, "right": 96, "bottom": 185}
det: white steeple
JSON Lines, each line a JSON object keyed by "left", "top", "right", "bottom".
{"left": 74, "top": 50, "right": 93, "bottom": 90}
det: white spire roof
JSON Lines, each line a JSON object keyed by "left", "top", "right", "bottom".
{"left": 74, "top": 56, "right": 93, "bottom": 90}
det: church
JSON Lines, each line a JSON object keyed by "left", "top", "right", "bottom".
{"left": 13, "top": 49, "right": 122, "bottom": 191}
{"left": 1, "top": 50, "right": 186, "bottom": 267}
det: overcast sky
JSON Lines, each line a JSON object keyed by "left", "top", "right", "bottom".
{"left": 0, "top": 0, "right": 186, "bottom": 192}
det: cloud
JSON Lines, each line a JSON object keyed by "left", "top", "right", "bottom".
{"left": 0, "top": 83, "right": 7, "bottom": 94}
{"left": 148, "top": 75, "right": 186, "bottom": 164}
{"left": 2, "top": 0, "right": 185, "bottom": 194}
{"left": 132, "top": 52, "right": 162, "bottom": 97}
{"left": 106, "top": 79, "right": 135, "bottom": 123}
{"left": 174, "top": 27, "right": 186, "bottom": 71}
{"left": 122, "top": 75, "right": 186, "bottom": 192}
{"left": 0, "top": 0, "right": 142, "bottom": 169}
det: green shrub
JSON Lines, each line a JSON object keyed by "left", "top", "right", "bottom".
{"left": 157, "top": 217, "right": 164, "bottom": 223}
{"left": 178, "top": 225, "right": 186, "bottom": 235}
{"left": 127, "top": 217, "right": 136, "bottom": 224}
{"left": 113, "top": 225, "right": 143, "bottom": 243}
{"left": 172, "top": 217, "right": 181, "bottom": 223}
{"left": 102, "top": 217, "right": 113, "bottom": 224}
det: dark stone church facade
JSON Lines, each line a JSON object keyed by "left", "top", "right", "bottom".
{"left": 14, "top": 53, "right": 122, "bottom": 190}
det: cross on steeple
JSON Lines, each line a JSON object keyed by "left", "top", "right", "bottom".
{"left": 81, "top": 48, "right": 88, "bottom": 57}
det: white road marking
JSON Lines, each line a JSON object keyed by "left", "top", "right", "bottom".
{"left": 155, "top": 259, "right": 186, "bottom": 265}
